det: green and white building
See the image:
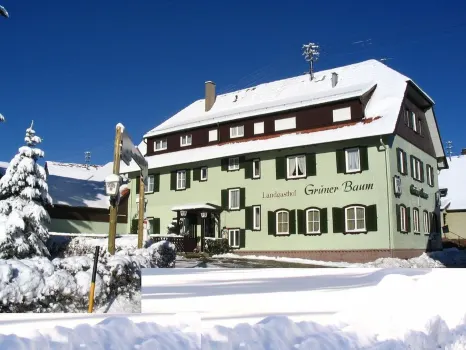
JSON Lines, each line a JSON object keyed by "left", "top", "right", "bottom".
{"left": 121, "top": 59, "right": 448, "bottom": 262}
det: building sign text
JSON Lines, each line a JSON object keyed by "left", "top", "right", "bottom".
{"left": 305, "top": 181, "right": 374, "bottom": 196}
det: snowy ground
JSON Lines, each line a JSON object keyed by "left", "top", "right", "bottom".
{"left": 1, "top": 268, "right": 465, "bottom": 349}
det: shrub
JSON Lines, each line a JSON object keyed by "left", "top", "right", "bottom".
{"left": 204, "top": 238, "right": 230, "bottom": 255}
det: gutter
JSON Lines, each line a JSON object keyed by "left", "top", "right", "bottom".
{"left": 380, "top": 136, "right": 393, "bottom": 258}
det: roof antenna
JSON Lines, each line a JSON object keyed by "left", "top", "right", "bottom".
{"left": 302, "top": 42, "right": 320, "bottom": 80}
{"left": 85, "top": 151, "right": 91, "bottom": 169}
{"left": 446, "top": 141, "right": 453, "bottom": 161}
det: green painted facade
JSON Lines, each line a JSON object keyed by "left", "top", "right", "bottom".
{"left": 48, "top": 218, "right": 127, "bottom": 235}
{"left": 125, "top": 134, "right": 441, "bottom": 252}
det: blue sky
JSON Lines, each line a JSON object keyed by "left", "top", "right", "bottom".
{"left": 0, "top": 0, "right": 464, "bottom": 165}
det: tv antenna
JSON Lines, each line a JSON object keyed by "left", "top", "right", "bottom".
{"left": 302, "top": 42, "right": 320, "bottom": 80}
{"left": 446, "top": 141, "right": 453, "bottom": 161}
{"left": 85, "top": 151, "right": 91, "bottom": 169}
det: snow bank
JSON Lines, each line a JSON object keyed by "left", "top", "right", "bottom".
{"left": 213, "top": 248, "right": 466, "bottom": 268}
{"left": 0, "top": 240, "right": 176, "bottom": 312}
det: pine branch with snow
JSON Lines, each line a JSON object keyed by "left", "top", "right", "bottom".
{"left": 0, "top": 121, "right": 53, "bottom": 259}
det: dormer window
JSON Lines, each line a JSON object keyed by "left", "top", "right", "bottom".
{"left": 154, "top": 139, "right": 167, "bottom": 151}
{"left": 180, "top": 135, "right": 192, "bottom": 147}
{"left": 230, "top": 125, "right": 244, "bottom": 138}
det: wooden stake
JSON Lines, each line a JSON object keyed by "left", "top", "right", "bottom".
{"left": 138, "top": 173, "right": 145, "bottom": 249}
{"left": 108, "top": 126, "right": 122, "bottom": 255}
{"left": 88, "top": 246, "right": 100, "bottom": 313}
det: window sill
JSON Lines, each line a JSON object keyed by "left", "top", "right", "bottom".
{"left": 230, "top": 135, "right": 244, "bottom": 139}
{"left": 180, "top": 144, "right": 192, "bottom": 148}
{"left": 305, "top": 232, "right": 322, "bottom": 235}
{"left": 144, "top": 191, "right": 154, "bottom": 194}
{"left": 345, "top": 168, "right": 361, "bottom": 174}
{"left": 343, "top": 230, "right": 367, "bottom": 234}
{"left": 200, "top": 178, "right": 208, "bottom": 182}
{"left": 154, "top": 148, "right": 167, "bottom": 152}
{"left": 175, "top": 188, "right": 187, "bottom": 191}
{"left": 227, "top": 168, "right": 240, "bottom": 172}
{"left": 286, "top": 175, "right": 306, "bottom": 180}
{"left": 275, "top": 232, "right": 290, "bottom": 236}
{"left": 229, "top": 207, "right": 240, "bottom": 211}
{"left": 414, "top": 232, "right": 421, "bottom": 235}
{"left": 252, "top": 176, "right": 261, "bottom": 180}
{"left": 252, "top": 227, "right": 261, "bottom": 231}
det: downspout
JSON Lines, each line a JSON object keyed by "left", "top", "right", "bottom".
{"left": 380, "top": 137, "right": 393, "bottom": 258}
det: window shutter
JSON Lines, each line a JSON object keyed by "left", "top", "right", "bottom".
{"left": 360, "top": 146, "right": 369, "bottom": 171}
{"left": 268, "top": 211, "right": 275, "bottom": 235}
{"left": 221, "top": 158, "right": 228, "bottom": 171}
{"left": 136, "top": 177, "right": 140, "bottom": 194}
{"left": 170, "top": 172, "right": 176, "bottom": 191}
{"left": 185, "top": 170, "right": 191, "bottom": 189}
{"left": 406, "top": 207, "right": 411, "bottom": 232}
{"left": 320, "top": 208, "right": 328, "bottom": 233}
{"left": 396, "top": 148, "right": 402, "bottom": 174}
{"left": 245, "top": 206, "right": 253, "bottom": 230}
{"left": 154, "top": 173, "right": 160, "bottom": 192}
{"left": 152, "top": 218, "right": 160, "bottom": 234}
{"left": 336, "top": 150, "right": 345, "bottom": 173}
{"left": 240, "top": 188, "right": 246, "bottom": 209}
{"left": 275, "top": 157, "right": 286, "bottom": 179}
{"left": 131, "top": 219, "right": 138, "bottom": 234}
{"left": 420, "top": 161, "right": 425, "bottom": 182}
{"left": 239, "top": 229, "right": 246, "bottom": 248}
{"left": 396, "top": 205, "right": 401, "bottom": 232}
{"left": 193, "top": 168, "right": 200, "bottom": 181}
{"left": 221, "top": 190, "right": 228, "bottom": 210}
{"left": 289, "top": 210, "right": 296, "bottom": 234}
{"left": 306, "top": 153, "right": 316, "bottom": 177}
{"left": 431, "top": 166, "right": 435, "bottom": 186}
{"left": 244, "top": 160, "right": 253, "bottom": 179}
{"left": 296, "top": 209, "right": 305, "bottom": 234}
{"left": 410, "top": 156, "right": 414, "bottom": 179}
{"left": 332, "top": 207, "right": 344, "bottom": 233}
{"left": 365, "top": 205, "right": 377, "bottom": 231}
{"left": 402, "top": 151, "right": 408, "bottom": 175}
{"left": 239, "top": 156, "right": 246, "bottom": 169}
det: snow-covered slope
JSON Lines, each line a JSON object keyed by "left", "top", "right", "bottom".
{"left": 438, "top": 155, "right": 466, "bottom": 210}
{"left": 45, "top": 161, "right": 102, "bottom": 180}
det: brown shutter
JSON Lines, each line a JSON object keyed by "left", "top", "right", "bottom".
{"left": 306, "top": 153, "right": 316, "bottom": 177}
{"left": 360, "top": 146, "right": 369, "bottom": 171}
{"left": 320, "top": 208, "right": 328, "bottom": 233}
{"left": 336, "top": 150, "right": 345, "bottom": 174}
{"left": 275, "top": 157, "right": 286, "bottom": 179}
{"left": 332, "top": 207, "right": 344, "bottom": 233}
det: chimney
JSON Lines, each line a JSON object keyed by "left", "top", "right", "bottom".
{"left": 461, "top": 148, "right": 466, "bottom": 155}
{"left": 205, "top": 81, "right": 216, "bottom": 112}
{"left": 331, "top": 72, "right": 338, "bottom": 88}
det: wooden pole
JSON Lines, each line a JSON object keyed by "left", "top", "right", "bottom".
{"left": 137, "top": 173, "right": 145, "bottom": 249}
{"left": 108, "top": 126, "right": 122, "bottom": 255}
{"left": 88, "top": 246, "right": 100, "bottom": 313}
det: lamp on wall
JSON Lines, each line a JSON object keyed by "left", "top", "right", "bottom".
{"left": 200, "top": 212, "right": 208, "bottom": 218}
{"left": 180, "top": 210, "right": 187, "bottom": 217}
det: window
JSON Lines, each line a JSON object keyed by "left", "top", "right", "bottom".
{"left": 287, "top": 155, "right": 306, "bottom": 179}
{"left": 332, "top": 107, "right": 351, "bottom": 122}
{"left": 345, "top": 148, "right": 360, "bottom": 173}
{"left": 413, "top": 208, "right": 420, "bottom": 233}
{"left": 423, "top": 211, "right": 430, "bottom": 235}
{"left": 176, "top": 170, "right": 186, "bottom": 190}
{"left": 228, "top": 189, "right": 240, "bottom": 210}
{"left": 274, "top": 116, "right": 296, "bottom": 131}
{"left": 252, "top": 159, "right": 260, "bottom": 178}
{"left": 276, "top": 210, "right": 289, "bottom": 235}
{"left": 228, "top": 157, "right": 240, "bottom": 171}
{"left": 200, "top": 167, "right": 208, "bottom": 181}
{"left": 345, "top": 206, "right": 366, "bottom": 232}
{"left": 154, "top": 139, "right": 167, "bottom": 151}
{"left": 228, "top": 229, "right": 240, "bottom": 248}
{"left": 254, "top": 122, "right": 264, "bottom": 135}
{"left": 253, "top": 206, "right": 261, "bottom": 230}
{"left": 411, "top": 111, "right": 417, "bottom": 132}
{"left": 427, "top": 165, "right": 434, "bottom": 186}
{"left": 306, "top": 209, "right": 320, "bottom": 234}
{"left": 412, "top": 157, "right": 422, "bottom": 181}
{"left": 208, "top": 129, "right": 218, "bottom": 142}
{"left": 145, "top": 175, "right": 155, "bottom": 193}
{"left": 180, "top": 135, "right": 192, "bottom": 147}
{"left": 400, "top": 206, "right": 407, "bottom": 232}
{"left": 398, "top": 149, "right": 407, "bottom": 175}
{"left": 230, "top": 125, "right": 244, "bottom": 138}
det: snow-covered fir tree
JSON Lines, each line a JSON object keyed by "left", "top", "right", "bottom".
{"left": 0, "top": 121, "right": 52, "bottom": 259}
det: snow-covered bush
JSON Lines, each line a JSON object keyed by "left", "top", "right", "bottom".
{"left": 0, "top": 240, "right": 176, "bottom": 312}
{"left": 205, "top": 238, "right": 230, "bottom": 255}
{"left": 0, "top": 122, "right": 52, "bottom": 259}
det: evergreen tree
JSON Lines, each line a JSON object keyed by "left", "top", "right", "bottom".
{"left": 0, "top": 121, "right": 52, "bottom": 259}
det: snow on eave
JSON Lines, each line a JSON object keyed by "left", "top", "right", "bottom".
{"left": 143, "top": 82, "right": 375, "bottom": 138}
{"left": 407, "top": 80, "right": 435, "bottom": 105}
{"left": 171, "top": 203, "right": 218, "bottom": 211}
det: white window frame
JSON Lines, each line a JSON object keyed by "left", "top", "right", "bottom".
{"left": 228, "top": 228, "right": 240, "bottom": 248}
{"left": 411, "top": 111, "right": 417, "bottom": 132}
{"left": 345, "top": 148, "right": 361, "bottom": 173}
{"left": 254, "top": 122, "right": 264, "bottom": 135}
{"left": 286, "top": 155, "right": 306, "bottom": 179}
{"left": 230, "top": 125, "right": 244, "bottom": 138}
{"left": 252, "top": 159, "right": 260, "bottom": 179}
{"left": 228, "top": 188, "right": 240, "bottom": 210}
{"left": 154, "top": 139, "right": 167, "bottom": 151}
{"left": 253, "top": 205, "right": 261, "bottom": 230}
{"left": 228, "top": 157, "right": 240, "bottom": 171}
{"left": 423, "top": 211, "right": 430, "bottom": 235}
{"left": 413, "top": 208, "right": 420, "bottom": 233}
{"left": 345, "top": 206, "right": 366, "bottom": 233}
{"left": 200, "top": 167, "right": 208, "bottom": 181}
{"left": 144, "top": 175, "right": 155, "bottom": 193}
{"left": 427, "top": 165, "right": 433, "bottom": 186}
{"left": 306, "top": 209, "right": 320, "bottom": 234}
{"left": 400, "top": 205, "right": 407, "bottom": 232}
{"left": 399, "top": 149, "right": 406, "bottom": 174}
{"left": 208, "top": 129, "right": 218, "bottom": 142}
{"left": 276, "top": 210, "right": 289, "bottom": 235}
{"left": 180, "top": 135, "right": 192, "bottom": 147}
{"left": 412, "top": 158, "right": 422, "bottom": 181}
{"left": 176, "top": 170, "right": 186, "bottom": 190}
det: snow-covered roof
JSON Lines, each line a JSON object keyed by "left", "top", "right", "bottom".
{"left": 121, "top": 59, "right": 442, "bottom": 173}
{"left": 45, "top": 161, "right": 102, "bottom": 180}
{"left": 438, "top": 155, "right": 466, "bottom": 211}
{"left": 171, "top": 203, "right": 218, "bottom": 211}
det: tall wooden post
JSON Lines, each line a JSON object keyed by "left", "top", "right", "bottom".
{"left": 137, "top": 174, "right": 145, "bottom": 249}
{"left": 108, "top": 126, "right": 122, "bottom": 255}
